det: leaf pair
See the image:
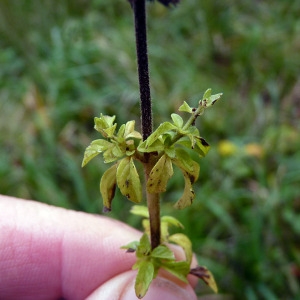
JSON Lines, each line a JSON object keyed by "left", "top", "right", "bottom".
{"left": 100, "top": 157, "right": 142, "bottom": 211}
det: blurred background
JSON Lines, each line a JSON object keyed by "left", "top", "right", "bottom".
{"left": 1, "top": 0, "right": 300, "bottom": 298}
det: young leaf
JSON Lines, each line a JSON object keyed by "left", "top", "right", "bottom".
{"left": 138, "top": 138, "right": 165, "bottom": 153}
{"left": 178, "top": 101, "right": 193, "bottom": 113}
{"left": 145, "top": 122, "right": 177, "bottom": 148}
{"left": 121, "top": 240, "right": 140, "bottom": 252}
{"left": 190, "top": 266, "right": 218, "bottom": 293}
{"left": 171, "top": 113, "right": 184, "bottom": 128}
{"left": 147, "top": 154, "right": 173, "bottom": 194}
{"left": 161, "top": 261, "right": 190, "bottom": 283}
{"left": 161, "top": 216, "right": 184, "bottom": 229}
{"left": 94, "top": 115, "right": 117, "bottom": 137}
{"left": 82, "top": 139, "right": 112, "bottom": 167}
{"left": 116, "top": 157, "right": 142, "bottom": 203}
{"left": 169, "top": 233, "right": 193, "bottom": 265}
{"left": 135, "top": 261, "right": 155, "bottom": 299}
{"left": 100, "top": 163, "right": 117, "bottom": 212}
{"left": 136, "top": 233, "right": 151, "bottom": 257}
{"left": 151, "top": 245, "right": 175, "bottom": 260}
{"left": 130, "top": 205, "right": 149, "bottom": 218}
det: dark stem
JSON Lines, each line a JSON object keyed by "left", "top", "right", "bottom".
{"left": 132, "top": 0, "right": 153, "bottom": 141}
{"left": 131, "top": 0, "right": 160, "bottom": 249}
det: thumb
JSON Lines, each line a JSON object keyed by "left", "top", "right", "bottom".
{"left": 86, "top": 270, "right": 197, "bottom": 300}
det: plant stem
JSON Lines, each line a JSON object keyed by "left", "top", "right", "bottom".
{"left": 132, "top": 0, "right": 153, "bottom": 141}
{"left": 131, "top": 0, "right": 160, "bottom": 249}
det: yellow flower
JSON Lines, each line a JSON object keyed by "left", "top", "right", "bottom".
{"left": 218, "top": 140, "right": 238, "bottom": 156}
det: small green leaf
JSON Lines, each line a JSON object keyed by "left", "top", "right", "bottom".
{"left": 147, "top": 154, "right": 173, "bottom": 193}
{"left": 136, "top": 233, "right": 151, "bottom": 257}
{"left": 103, "top": 143, "right": 123, "bottom": 163}
{"left": 178, "top": 101, "right": 193, "bottom": 113}
{"left": 130, "top": 205, "right": 149, "bottom": 218}
{"left": 135, "top": 261, "right": 155, "bottom": 299}
{"left": 161, "top": 216, "right": 184, "bottom": 229}
{"left": 145, "top": 122, "right": 177, "bottom": 147}
{"left": 151, "top": 245, "right": 175, "bottom": 260}
{"left": 174, "top": 171, "right": 196, "bottom": 209}
{"left": 100, "top": 163, "right": 117, "bottom": 212}
{"left": 171, "top": 113, "right": 184, "bottom": 128}
{"left": 94, "top": 115, "right": 117, "bottom": 137}
{"left": 121, "top": 240, "right": 139, "bottom": 252}
{"left": 190, "top": 266, "right": 218, "bottom": 293}
{"left": 169, "top": 233, "right": 193, "bottom": 265}
{"left": 202, "top": 88, "right": 212, "bottom": 100}
{"left": 138, "top": 138, "right": 165, "bottom": 153}
{"left": 194, "top": 137, "right": 210, "bottom": 157}
{"left": 116, "top": 157, "right": 142, "bottom": 203}
{"left": 82, "top": 139, "right": 112, "bottom": 167}
{"left": 161, "top": 261, "right": 190, "bottom": 283}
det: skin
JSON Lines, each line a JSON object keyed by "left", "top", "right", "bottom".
{"left": 0, "top": 195, "right": 199, "bottom": 300}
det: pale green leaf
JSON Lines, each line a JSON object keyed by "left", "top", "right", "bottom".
{"left": 169, "top": 233, "right": 193, "bottom": 265}
{"left": 161, "top": 216, "right": 184, "bottom": 229}
{"left": 130, "top": 205, "right": 149, "bottom": 218}
{"left": 138, "top": 138, "right": 165, "bottom": 153}
{"left": 136, "top": 233, "right": 151, "bottom": 257}
{"left": 202, "top": 88, "right": 212, "bottom": 100}
{"left": 100, "top": 163, "right": 117, "bottom": 212}
{"left": 145, "top": 122, "right": 177, "bottom": 147}
{"left": 178, "top": 101, "right": 193, "bottom": 113}
{"left": 116, "top": 157, "right": 142, "bottom": 203}
{"left": 194, "top": 137, "right": 210, "bottom": 157}
{"left": 135, "top": 261, "right": 155, "bottom": 299}
{"left": 147, "top": 154, "right": 173, "bottom": 193}
{"left": 174, "top": 171, "right": 196, "bottom": 209}
{"left": 161, "top": 261, "right": 190, "bottom": 283}
{"left": 151, "top": 245, "right": 175, "bottom": 260}
{"left": 171, "top": 113, "right": 184, "bottom": 128}
{"left": 117, "top": 123, "right": 125, "bottom": 138}
{"left": 82, "top": 139, "right": 112, "bottom": 167}
{"left": 121, "top": 240, "right": 139, "bottom": 251}
{"left": 94, "top": 115, "right": 116, "bottom": 137}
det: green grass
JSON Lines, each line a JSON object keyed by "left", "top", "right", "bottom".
{"left": 1, "top": 0, "right": 300, "bottom": 298}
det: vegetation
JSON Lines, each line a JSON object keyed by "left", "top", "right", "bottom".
{"left": 1, "top": 0, "right": 300, "bottom": 298}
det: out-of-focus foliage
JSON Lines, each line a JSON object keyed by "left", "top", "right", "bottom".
{"left": 1, "top": 0, "right": 300, "bottom": 298}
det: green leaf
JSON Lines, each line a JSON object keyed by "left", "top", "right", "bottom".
{"left": 135, "top": 261, "right": 155, "bottom": 299}
{"left": 194, "top": 136, "right": 210, "bottom": 157}
{"left": 151, "top": 245, "right": 175, "bottom": 260}
{"left": 169, "top": 233, "right": 193, "bottom": 265}
{"left": 124, "top": 120, "right": 142, "bottom": 140}
{"left": 161, "top": 216, "right": 184, "bottom": 229}
{"left": 94, "top": 115, "right": 117, "bottom": 137}
{"left": 136, "top": 233, "right": 151, "bottom": 257}
{"left": 171, "top": 113, "right": 184, "bottom": 128}
{"left": 173, "top": 171, "right": 196, "bottom": 209}
{"left": 190, "top": 266, "right": 218, "bottom": 293}
{"left": 202, "top": 88, "right": 212, "bottom": 100}
{"left": 138, "top": 138, "right": 165, "bottom": 153}
{"left": 178, "top": 101, "right": 193, "bottom": 113}
{"left": 82, "top": 139, "right": 112, "bottom": 167}
{"left": 173, "top": 148, "right": 200, "bottom": 183}
{"left": 201, "top": 89, "right": 223, "bottom": 108}
{"left": 103, "top": 143, "right": 123, "bottom": 163}
{"left": 147, "top": 154, "right": 173, "bottom": 194}
{"left": 116, "top": 157, "right": 142, "bottom": 203}
{"left": 121, "top": 240, "right": 139, "bottom": 252}
{"left": 100, "top": 163, "right": 117, "bottom": 212}
{"left": 145, "top": 122, "right": 177, "bottom": 147}
{"left": 130, "top": 205, "right": 149, "bottom": 218}
{"left": 161, "top": 261, "right": 190, "bottom": 283}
